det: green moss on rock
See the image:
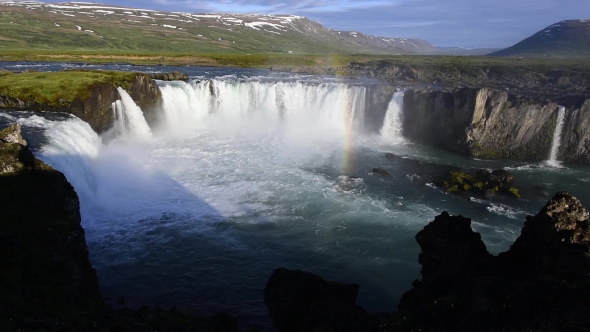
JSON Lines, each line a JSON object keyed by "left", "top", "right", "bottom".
{"left": 447, "top": 185, "right": 459, "bottom": 193}
{"left": 508, "top": 187, "right": 521, "bottom": 198}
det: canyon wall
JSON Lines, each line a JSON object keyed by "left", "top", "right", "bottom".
{"left": 402, "top": 87, "right": 590, "bottom": 162}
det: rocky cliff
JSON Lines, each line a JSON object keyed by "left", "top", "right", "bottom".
{"left": 0, "top": 123, "right": 105, "bottom": 328}
{"left": 0, "top": 123, "right": 237, "bottom": 331}
{"left": 265, "top": 192, "right": 590, "bottom": 331}
{"left": 398, "top": 191, "right": 590, "bottom": 331}
{"left": 0, "top": 71, "right": 162, "bottom": 134}
{"left": 402, "top": 87, "right": 576, "bottom": 161}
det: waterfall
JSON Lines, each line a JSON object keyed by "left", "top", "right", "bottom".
{"left": 112, "top": 87, "right": 152, "bottom": 139}
{"left": 14, "top": 114, "right": 103, "bottom": 204}
{"left": 158, "top": 79, "right": 368, "bottom": 134}
{"left": 548, "top": 106, "right": 566, "bottom": 165}
{"left": 380, "top": 91, "right": 405, "bottom": 143}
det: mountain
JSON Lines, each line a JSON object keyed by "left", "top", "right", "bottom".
{"left": 491, "top": 20, "right": 590, "bottom": 58}
{"left": 0, "top": 1, "right": 433, "bottom": 54}
{"left": 0, "top": 0, "right": 466, "bottom": 55}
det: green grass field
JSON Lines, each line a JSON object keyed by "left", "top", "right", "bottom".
{"left": 0, "top": 70, "right": 138, "bottom": 106}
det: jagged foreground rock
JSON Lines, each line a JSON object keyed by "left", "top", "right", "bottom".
{"left": 0, "top": 124, "right": 237, "bottom": 331}
{"left": 265, "top": 192, "right": 590, "bottom": 332}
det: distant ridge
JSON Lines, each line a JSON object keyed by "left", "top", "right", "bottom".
{"left": 491, "top": 19, "right": 590, "bottom": 58}
{"left": 0, "top": 0, "right": 481, "bottom": 55}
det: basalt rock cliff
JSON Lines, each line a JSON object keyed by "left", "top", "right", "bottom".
{"left": 402, "top": 87, "right": 590, "bottom": 162}
{"left": 0, "top": 123, "right": 237, "bottom": 331}
{"left": 265, "top": 192, "right": 590, "bottom": 332}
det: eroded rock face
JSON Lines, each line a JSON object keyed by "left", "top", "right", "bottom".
{"left": 402, "top": 88, "right": 560, "bottom": 161}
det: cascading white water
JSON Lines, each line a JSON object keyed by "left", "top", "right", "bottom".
{"left": 112, "top": 87, "right": 152, "bottom": 139}
{"left": 548, "top": 106, "right": 566, "bottom": 165}
{"left": 158, "top": 80, "right": 368, "bottom": 135}
{"left": 380, "top": 91, "right": 405, "bottom": 143}
{"left": 15, "top": 114, "right": 103, "bottom": 203}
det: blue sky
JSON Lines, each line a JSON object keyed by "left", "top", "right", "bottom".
{"left": 54, "top": 0, "right": 589, "bottom": 48}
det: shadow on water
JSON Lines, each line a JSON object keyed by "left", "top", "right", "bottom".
{"left": 11, "top": 148, "right": 418, "bottom": 331}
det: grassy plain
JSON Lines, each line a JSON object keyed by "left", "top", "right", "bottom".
{"left": 0, "top": 70, "right": 137, "bottom": 106}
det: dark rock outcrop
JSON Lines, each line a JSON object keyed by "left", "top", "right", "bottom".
{"left": 489, "top": 169, "right": 514, "bottom": 184}
{"left": 398, "top": 191, "right": 590, "bottom": 331}
{"left": 371, "top": 167, "right": 391, "bottom": 177}
{"left": 149, "top": 71, "right": 189, "bottom": 81}
{"left": 433, "top": 169, "right": 520, "bottom": 198}
{"left": 0, "top": 124, "right": 237, "bottom": 331}
{"left": 0, "top": 124, "right": 105, "bottom": 322}
{"left": 264, "top": 268, "right": 385, "bottom": 332}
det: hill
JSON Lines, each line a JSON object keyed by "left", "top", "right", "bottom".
{"left": 491, "top": 20, "right": 590, "bottom": 58}
{"left": 0, "top": 0, "right": 475, "bottom": 55}
{"left": 0, "top": 1, "right": 432, "bottom": 54}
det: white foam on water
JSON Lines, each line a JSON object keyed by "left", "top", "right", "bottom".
{"left": 470, "top": 197, "right": 526, "bottom": 220}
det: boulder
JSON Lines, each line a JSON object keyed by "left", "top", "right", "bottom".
{"left": 149, "top": 71, "right": 189, "bottom": 81}
{"left": 490, "top": 169, "right": 514, "bottom": 184}
{"left": 483, "top": 188, "right": 496, "bottom": 198}
{"left": 371, "top": 167, "right": 391, "bottom": 177}
{"left": 0, "top": 123, "right": 27, "bottom": 146}
{"left": 398, "top": 212, "right": 492, "bottom": 316}
{"left": 474, "top": 169, "right": 491, "bottom": 182}
{"left": 264, "top": 268, "right": 368, "bottom": 332}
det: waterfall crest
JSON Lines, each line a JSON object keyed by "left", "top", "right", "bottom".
{"left": 158, "top": 80, "right": 369, "bottom": 134}
{"left": 380, "top": 91, "right": 405, "bottom": 143}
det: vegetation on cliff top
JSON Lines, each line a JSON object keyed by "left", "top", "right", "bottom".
{"left": 0, "top": 70, "right": 138, "bottom": 107}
